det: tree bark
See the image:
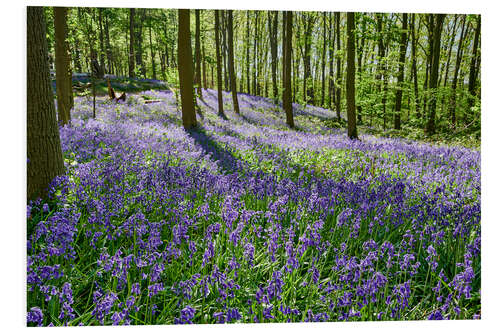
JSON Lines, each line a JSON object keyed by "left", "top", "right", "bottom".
{"left": 346, "top": 12, "right": 357, "bottom": 139}
{"left": 426, "top": 14, "right": 445, "bottom": 135}
{"left": 104, "top": 11, "right": 113, "bottom": 75}
{"left": 194, "top": 9, "right": 203, "bottom": 98}
{"left": 221, "top": 11, "right": 229, "bottom": 91}
{"left": 98, "top": 8, "right": 106, "bottom": 73}
{"left": 54, "top": 6, "right": 72, "bottom": 126}
{"left": 302, "top": 13, "right": 315, "bottom": 105}
{"left": 215, "top": 10, "right": 225, "bottom": 116}
{"left": 227, "top": 10, "right": 240, "bottom": 114}
{"left": 27, "top": 6, "right": 65, "bottom": 201}
{"left": 283, "top": 11, "right": 294, "bottom": 129}
{"left": 129, "top": 8, "right": 135, "bottom": 77}
{"left": 321, "top": 12, "right": 327, "bottom": 107}
{"left": 467, "top": 15, "right": 481, "bottom": 115}
{"left": 394, "top": 13, "right": 408, "bottom": 130}
{"left": 335, "top": 12, "right": 342, "bottom": 119}
{"left": 411, "top": 14, "right": 420, "bottom": 118}
{"left": 356, "top": 13, "right": 365, "bottom": 124}
{"left": 135, "top": 9, "right": 146, "bottom": 78}
{"left": 177, "top": 9, "right": 197, "bottom": 129}
{"left": 328, "top": 13, "right": 336, "bottom": 112}
{"left": 450, "top": 16, "right": 469, "bottom": 125}
{"left": 268, "top": 11, "right": 279, "bottom": 102}
{"left": 246, "top": 11, "right": 251, "bottom": 94}
{"left": 148, "top": 13, "right": 157, "bottom": 80}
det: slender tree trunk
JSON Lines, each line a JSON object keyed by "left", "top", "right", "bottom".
{"left": 148, "top": 16, "right": 157, "bottom": 80}
{"left": 138, "top": 9, "right": 146, "bottom": 78}
{"left": 283, "top": 11, "right": 294, "bottom": 129}
{"left": 221, "top": 11, "right": 228, "bottom": 91}
{"left": 268, "top": 11, "right": 279, "bottom": 102}
{"left": 129, "top": 9, "right": 135, "bottom": 77}
{"left": 394, "top": 13, "right": 408, "bottom": 130}
{"left": 411, "top": 14, "right": 420, "bottom": 118}
{"left": 177, "top": 9, "right": 197, "bottom": 129}
{"left": 215, "top": 10, "right": 225, "bottom": 116}
{"left": 335, "top": 12, "right": 342, "bottom": 119}
{"left": 328, "top": 12, "right": 336, "bottom": 112}
{"left": 440, "top": 15, "right": 458, "bottom": 87}
{"left": 303, "top": 13, "right": 314, "bottom": 105}
{"left": 191, "top": 9, "right": 202, "bottom": 99}
{"left": 246, "top": 11, "right": 251, "bottom": 94}
{"left": 346, "top": 12, "right": 357, "bottom": 139}
{"left": 376, "top": 13, "right": 389, "bottom": 130}
{"left": 160, "top": 52, "right": 166, "bottom": 80}
{"left": 54, "top": 7, "right": 72, "bottom": 126}
{"left": 467, "top": 15, "right": 481, "bottom": 117}
{"left": 202, "top": 42, "right": 207, "bottom": 89}
{"left": 321, "top": 12, "right": 327, "bottom": 107}
{"left": 104, "top": 12, "right": 113, "bottom": 75}
{"left": 73, "top": 10, "right": 83, "bottom": 73}
{"left": 27, "top": 6, "right": 65, "bottom": 201}
{"left": 451, "top": 16, "right": 469, "bottom": 126}
{"left": 98, "top": 8, "right": 106, "bottom": 73}
{"left": 253, "top": 11, "right": 259, "bottom": 95}
{"left": 356, "top": 13, "right": 365, "bottom": 124}
{"left": 226, "top": 10, "right": 240, "bottom": 114}
{"left": 426, "top": 14, "right": 445, "bottom": 135}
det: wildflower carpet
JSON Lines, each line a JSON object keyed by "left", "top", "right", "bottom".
{"left": 26, "top": 88, "right": 480, "bottom": 326}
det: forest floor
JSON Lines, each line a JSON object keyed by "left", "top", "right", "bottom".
{"left": 27, "top": 79, "right": 481, "bottom": 326}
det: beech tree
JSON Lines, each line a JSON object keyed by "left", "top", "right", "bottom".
{"left": 426, "top": 14, "right": 445, "bottom": 135}
{"left": 177, "top": 9, "right": 197, "bottom": 129}
{"left": 394, "top": 13, "right": 408, "bottom": 130}
{"left": 346, "top": 12, "right": 357, "bottom": 139}
{"left": 27, "top": 6, "right": 65, "bottom": 201}
{"left": 215, "top": 10, "right": 225, "bottom": 117}
{"left": 227, "top": 10, "right": 240, "bottom": 114}
{"left": 283, "top": 11, "right": 294, "bottom": 129}
{"left": 53, "top": 6, "right": 73, "bottom": 126}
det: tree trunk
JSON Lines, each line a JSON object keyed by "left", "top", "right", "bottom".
{"left": 253, "top": 11, "right": 258, "bottom": 95}
{"left": 394, "top": 13, "right": 408, "bottom": 130}
{"left": 246, "top": 11, "right": 251, "bottom": 94}
{"left": 268, "top": 11, "right": 279, "bottom": 102}
{"left": 411, "top": 14, "right": 420, "bottom": 118}
{"left": 346, "top": 12, "right": 357, "bottom": 139}
{"left": 104, "top": 11, "right": 113, "bottom": 74}
{"left": 54, "top": 7, "right": 72, "bottom": 126}
{"left": 283, "top": 11, "right": 294, "bottom": 129}
{"left": 148, "top": 15, "right": 157, "bottom": 80}
{"left": 221, "top": 11, "right": 229, "bottom": 91}
{"left": 467, "top": 15, "right": 481, "bottom": 116}
{"left": 27, "top": 6, "right": 65, "bottom": 201}
{"left": 135, "top": 9, "right": 146, "bottom": 78}
{"left": 321, "top": 12, "right": 327, "bottom": 107}
{"left": 450, "top": 16, "right": 469, "bottom": 125}
{"left": 335, "top": 12, "right": 342, "bottom": 119}
{"left": 129, "top": 8, "right": 135, "bottom": 77}
{"left": 98, "top": 8, "right": 106, "bottom": 74}
{"left": 227, "top": 10, "right": 240, "bottom": 114}
{"left": 177, "top": 9, "right": 197, "bottom": 129}
{"left": 194, "top": 9, "right": 203, "bottom": 98}
{"left": 303, "top": 13, "right": 314, "bottom": 105}
{"left": 426, "top": 14, "right": 445, "bottom": 135}
{"left": 356, "top": 13, "right": 365, "bottom": 124}
{"left": 202, "top": 42, "right": 207, "bottom": 89}
{"left": 215, "top": 10, "right": 225, "bottom": 116}
{"left": 328, "top": 12, "right": 335, "bottom": 112}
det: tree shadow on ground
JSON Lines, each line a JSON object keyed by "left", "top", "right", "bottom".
{"left": 187, "top": 127, "right": 248, "bottom": 174}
